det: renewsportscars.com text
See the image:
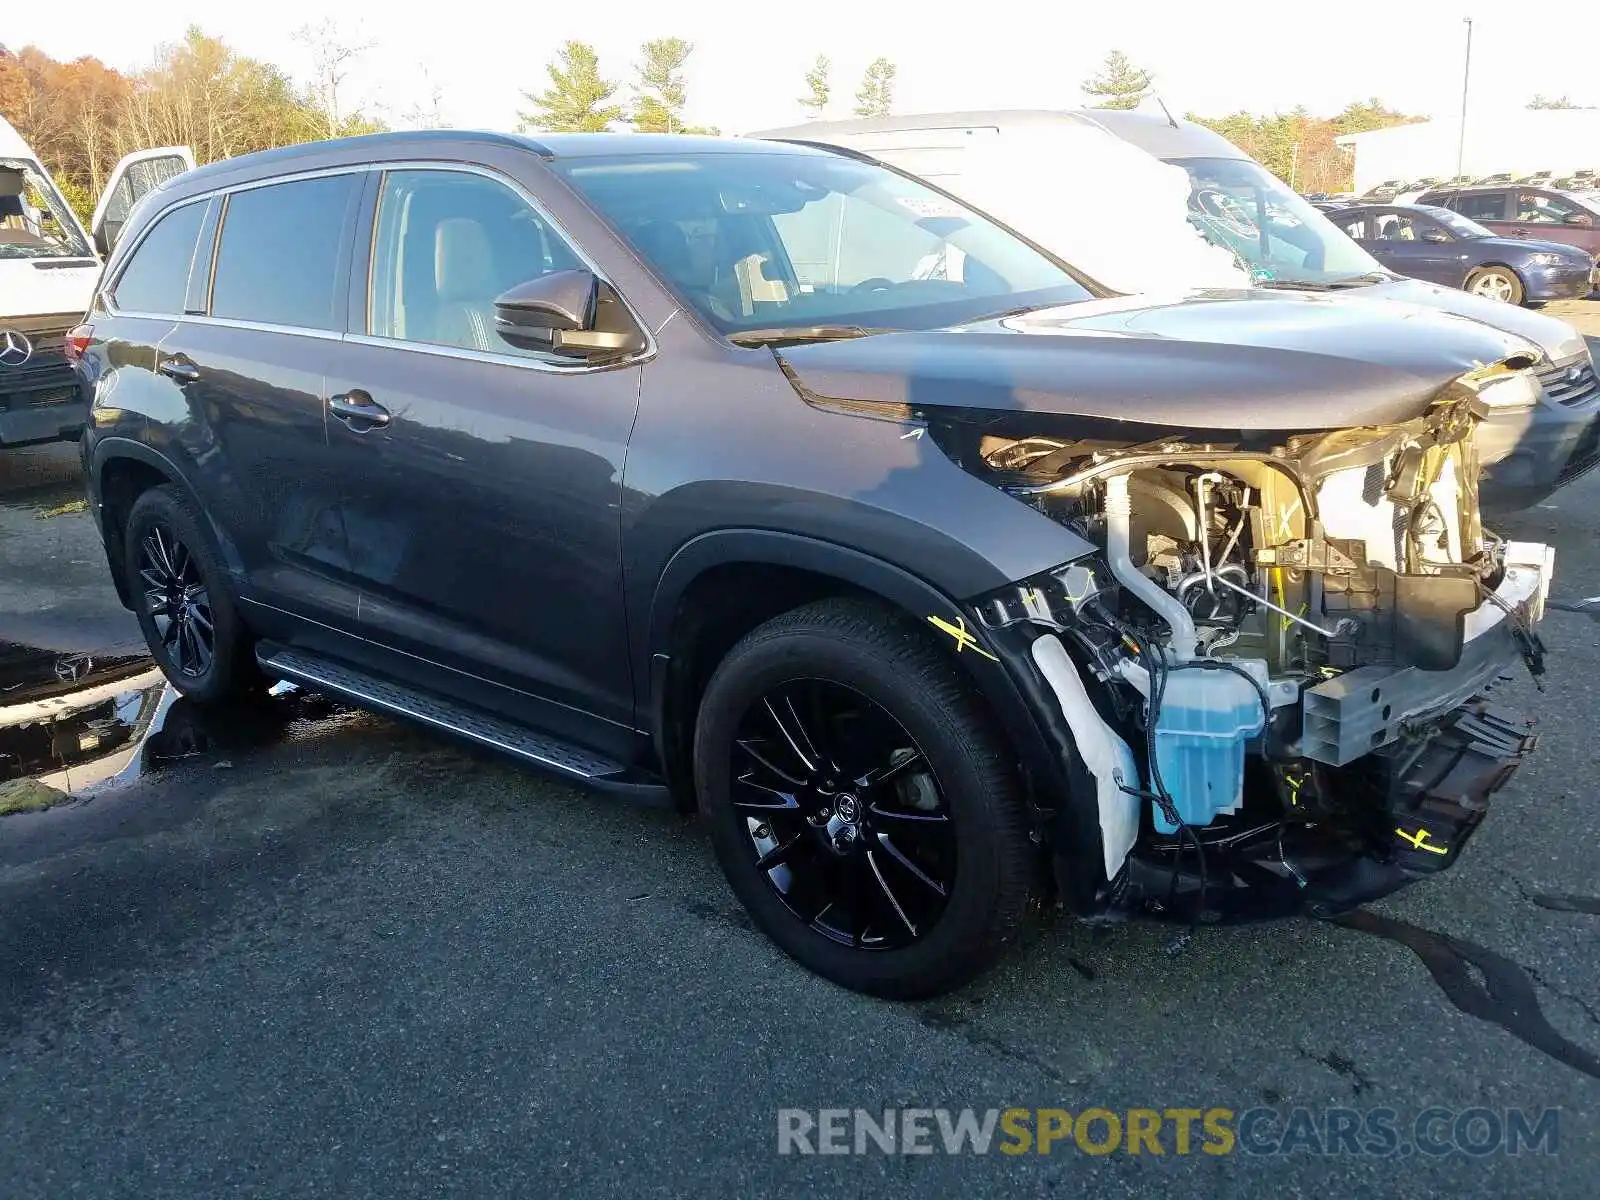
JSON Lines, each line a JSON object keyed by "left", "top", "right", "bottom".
{"left": 777, "top": 1106, "right": 1561, "bottom": 1158}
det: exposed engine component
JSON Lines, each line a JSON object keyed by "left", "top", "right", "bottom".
{"left": 971, "top": 386, "right": 1549, "bottom": 892}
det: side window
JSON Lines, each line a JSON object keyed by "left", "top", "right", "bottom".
{"left": 1516, "top": 191, "right": 1579, "bottom": 224}
{"left": 1336, "top": 215, "right": 1368, "bottom": 240}
{"left": 100, "top": 156, "right": 190, "bottom": 233}
{"left": 210, "top": 174, "right": 357, "bottom": 331}
{"left": 368, "top": 169, "right": 583, "bottom": 358}
{"left": 1455, "top": 192, "right": 1508, "bottom": 222}
{"left": 110, "top": 200, "right": 207, "bottom": 314}
{"left": 1375, "top": 213, "right": 1418, "bottom": 241}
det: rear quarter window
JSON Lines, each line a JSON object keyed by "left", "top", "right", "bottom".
{"left": 210, "top": 174, "right": 358, "bottom": 331}
{"left": 110, "top": 201, "right": 207, "bottom": 314}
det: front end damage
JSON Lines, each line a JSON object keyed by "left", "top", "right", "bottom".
{"left": 950, "top": 363, "right": 1551, "bottom": 922}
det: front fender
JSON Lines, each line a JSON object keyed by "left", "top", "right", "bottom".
{"left": 643, "top": 528, "right": 1109, "bottom": 911}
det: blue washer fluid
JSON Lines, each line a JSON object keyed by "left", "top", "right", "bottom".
{"left": 1150, "top": 660, "right": 1268, "bottom": 833}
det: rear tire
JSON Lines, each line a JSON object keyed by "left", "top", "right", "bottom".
{"left": 1465, "top": 265, "right": 1524, "bottom": 305}
{"left": 693, "top": 598, "right": 1034, "bottom": 999}
{"left": 124, "top": 485, "right": 261, "bottom": 704}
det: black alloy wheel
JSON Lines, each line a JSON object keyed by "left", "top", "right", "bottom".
{"left": 137, "top": 522, "right": 215, "bottom": 678}
{"left": 695, "top": 599, "right": 1034, "bottom": 999}
{"left": 730, "top": 678, "right": 955, "bottom": 950}
{"left": 123, "top": 484, "right": 261, "bottom": 703}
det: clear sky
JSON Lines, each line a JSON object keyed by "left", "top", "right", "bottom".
{"left": 8, "top": 0, "right": 1599, "bottom": 134}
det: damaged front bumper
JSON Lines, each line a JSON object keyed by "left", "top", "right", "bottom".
{"left": 1117, "top": 696, "right": 1540, "bottom": 922}
{"left": 1022, "top": 540, "right": 1551, "bottom": 924}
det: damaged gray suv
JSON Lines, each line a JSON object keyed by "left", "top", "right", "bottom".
{"left": 75, "top": 132, "right": 1552, "bottom": 997}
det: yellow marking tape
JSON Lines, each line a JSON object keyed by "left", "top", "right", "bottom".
{"left": 928, "top": 614, "right": 1000, "bottom": 662}
{"left": 1394, "top": 826, "right": 1449, "bottom": 855}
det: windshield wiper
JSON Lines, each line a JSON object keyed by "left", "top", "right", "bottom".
{"left": 1326, "top": 271, "right": 1397, "bottom": 287}
{"left": 1252, "top": 278, "right": 1339, "bottom": 291}
{"left": 727, "top": 325, "right": 885, "bottom": 348}
{"left": 1252, "top": 271, "right": 1395, "bottom": 292}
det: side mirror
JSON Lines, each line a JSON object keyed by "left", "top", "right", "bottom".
{"left": 1565, "top": 212, "right": 1594, "bottom": 227}
{"left": 1421, "top": 228, "right": 1450, "bottom": 243}
{"left": 493, "top": 269, "right": 645, "bottom": 361}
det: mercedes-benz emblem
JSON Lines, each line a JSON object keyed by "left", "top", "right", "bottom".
{"left": 54, "top": 654, "right": 93, "bottom": 683}
{"left": 0, "top": 329, "right": 33, "bottom": 368}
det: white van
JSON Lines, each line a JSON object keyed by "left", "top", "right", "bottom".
{"left": 2, "top": 116, "right": 190, "bottom": 446}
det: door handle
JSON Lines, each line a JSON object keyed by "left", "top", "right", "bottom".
{"left": 157, "top": 357, "right": 200, "bottom": 383}
{"left": 329, "top": 389, "right": 391, "bottom": 429}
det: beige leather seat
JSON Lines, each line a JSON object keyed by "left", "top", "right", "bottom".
{"left": 432, "top": 217, "right": 496, "bottom": 351}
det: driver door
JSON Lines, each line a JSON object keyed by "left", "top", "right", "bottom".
{"left": 1506, "top": 189, "right": 1600, "bottom": 257}
{"left": 322, "top": 166, "right": 645, "bottom": 749}
{"left": 1371, "top": 212, "right": 1461, "bottom": 285}
{"left": 90, "top": 146, "right": 195, "bottom": 257}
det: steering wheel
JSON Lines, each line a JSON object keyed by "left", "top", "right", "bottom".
{"left": 851, "top": 277, "right": 896, "bottom": 294}
{"left": 1193, "top": 188, "right": 1258, "bottom": 240}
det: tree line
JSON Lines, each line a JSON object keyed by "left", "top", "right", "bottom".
{"left": 516, "top": 41, "right": 899, "bottom": 132}
{"left": 0, "top": 27, "right": 384, "bottom": 220}
{"left": 3, "top": 29, "right": 1475, "bottom": 217}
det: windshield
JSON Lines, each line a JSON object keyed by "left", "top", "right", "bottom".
{"left": 552, "top": 150, "right": 1093, "bottom": 335}
{"left": 1425, "top": 208, "right": 1492, "bottom": 238}
{"left": 1167, "top": 156, "right": 1385, "bottom": 285}
{"left": 0, "top": 159, "right": 92, "bottom": 260}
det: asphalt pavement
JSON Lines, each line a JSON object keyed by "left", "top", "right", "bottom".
{"left": 2, "top": 360, "right": 1598, "bottom": 1196}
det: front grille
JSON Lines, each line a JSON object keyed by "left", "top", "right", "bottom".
{"left": 1536, "top": 357, "right": 1600, "bottom": 408}
{"left": 0, "top": 352, "right": 75, "bottom": 411}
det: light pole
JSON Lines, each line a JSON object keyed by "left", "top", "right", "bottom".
{"left": 1456, "top": 17, "right": 1474, "bottom": 178}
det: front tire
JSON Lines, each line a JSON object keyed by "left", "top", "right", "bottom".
{"left": 693, "top": 599, "right": 1034, "bottom": 999}
{"left": 124, "top": 485, "right": 261, "bottom": 703}
{"left": 1465, "top": 265, "right": 1525, "bottom": 305}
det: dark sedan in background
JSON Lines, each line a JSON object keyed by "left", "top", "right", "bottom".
{"left": 1327, "top": 203, "right": 1595, "bottom": 306}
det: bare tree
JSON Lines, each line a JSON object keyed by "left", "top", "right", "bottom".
{"left": 402, "top": 65, "right": 447, "bottom": 130}
{"left": 294, "top": 19, "right": 374, "bottom": 138}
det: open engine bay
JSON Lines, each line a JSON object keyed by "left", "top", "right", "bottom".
{"left": 956, "top": 366, "right": 1553, "bottom": 921}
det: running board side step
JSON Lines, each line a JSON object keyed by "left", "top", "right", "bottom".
{"left": 256, "top": 644, "right": 670, "bottom": 805}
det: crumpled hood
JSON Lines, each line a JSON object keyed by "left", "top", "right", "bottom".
{"left": 1367, "top": 276, "right": 1589, "bottom": 363}
{"left": 776, "top": 289, "right": 1541, "bottom": 432}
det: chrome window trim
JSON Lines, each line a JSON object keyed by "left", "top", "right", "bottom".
{"left": 100, "top": 158, "right": 656, "bottom": 371}
{"left": 341, "top": 332, "right": 631, "bottom": 373}
{"left": 181, "top": 313, "right": 348, "bottom": 343}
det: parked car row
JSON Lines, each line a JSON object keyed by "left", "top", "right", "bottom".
{"left": 1356, "top": 170, "right": 1599, "bottom": 205}
{"left": 1327, "top": 203, "right": 1595, "bottom": 305}
{"left": 49, "top": 119, "right": 1563, "bottom": 998}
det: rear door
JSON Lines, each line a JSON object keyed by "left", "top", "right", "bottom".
{"left": 90, "top": 147, "right": 195, "bottom": 257}
{"left": 1329, "top": 209, "right": 1378, "bottom": 254}
{"left": 154, "top": 171, "right": 364, "bottom": 645}
{"left": 1451, "top": 190, "right": 1512, "bottom": 235}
